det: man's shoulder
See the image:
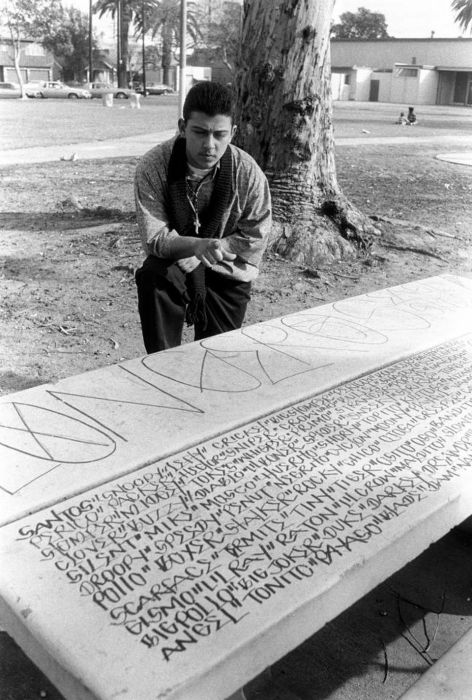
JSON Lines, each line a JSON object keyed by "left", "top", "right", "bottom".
{"left": 137, "top": 136, "right": 177, "bottom": 173}
{"left": 229, "top": 143, "right": 266, "bottom": 179}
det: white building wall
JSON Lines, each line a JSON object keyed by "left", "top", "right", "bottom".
{"left": 417, "top": 69, "right": 439, "bottom": 104}
{"left": 331, "top": 73, "right": 346, "bottom": 100}
{"left": 387, "top": 68, "right": 438, "bottom": 105}
{"left": 331, "top": 39, "right": 472, "bottom": 71}
{"left": 354, "top": 67, "right": 373, "bottom": 101}
{"left": 176, "top": 66, "right": 212, "bottom": 92}
{"left": 372, "top": 72, "right": 392, "bottom": 101}
{"left": 347, "top": 70, "right": 357, "bottom": 100}
{"left": 390, "top": 73, "right": 419, "bottom": 104}
{"left": 330, "top": 38, "right": 471, "bottom": 104}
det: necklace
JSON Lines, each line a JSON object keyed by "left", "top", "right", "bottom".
{"left": 186, "top": 179, "right": 201, "bottom": 235}
{"left": 185, "top": 171, "right": 214, "bottom": 236}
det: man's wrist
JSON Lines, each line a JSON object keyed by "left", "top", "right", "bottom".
{"left": 167, "top": 236, "right": 199, "bottom": 259}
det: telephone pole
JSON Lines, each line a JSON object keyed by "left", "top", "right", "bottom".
{"left": 179, "top": 0, "right": 187, "bottom": 117}
{"left": 88, "top": 0, "right": 93, "bottom": 82}
{"left": 142, "top": 0, "right": 146, "bottom": 93}
{"left": 116, "top": 0, "right": 123, "bottom": 87}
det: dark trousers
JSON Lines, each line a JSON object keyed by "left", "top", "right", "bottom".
{"left": 135, "top": 256, "right": 252, "bottom": 353}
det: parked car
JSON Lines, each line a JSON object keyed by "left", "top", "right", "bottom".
{"left": 23, "top": 81, "right": 44, "bottom": 98}
{"left": 84, "top": 82, "right": 136, "bottom": 99}
{"left": 29, "top": 81, "right": 92, "bottom": 99}
{"left": 0, "top": 82, "right": 22, "bottom": 98}
{"left": 137, "top": 82, "right": 174, "bottom": 96}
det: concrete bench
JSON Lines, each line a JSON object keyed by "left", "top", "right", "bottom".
{"left": 1, "top": 273, "right": 472, "bottom": 700}
{"left": 400, "top": 626, "right": 472, "bottom": 699}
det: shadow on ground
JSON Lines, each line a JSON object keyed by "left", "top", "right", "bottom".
{"left": 244, "top": 527, "right": 472, "bottom": 700}
{"left": 0, "top": 212, "right": 133, "bottom": 231}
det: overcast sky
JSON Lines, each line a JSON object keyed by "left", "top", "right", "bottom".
{"left": 69, "top": 0, "right": 468, "bottom": 40}
{"left": 333, "top": 0, "right": 467, "bottom": 38}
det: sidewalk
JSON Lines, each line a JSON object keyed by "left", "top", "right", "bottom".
{"left": 1, "top": 130, "right": 472, "bottom": 166}
{"left": 0, "top": 129, "right": 176, "bottom": 166}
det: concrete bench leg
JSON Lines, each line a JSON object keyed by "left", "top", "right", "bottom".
{"left": 400, "top": 627, "right": 472, "bottom": 698}
{"left": 456, "top": 515, "right": 472, "bottom": 535}
{"left": 226, "top": 690, "right": 247, "bottom": 700}
{"left": 226, "top": 667, "right": 272, "bottom": 699}
{"left": 226, "top": 667, "right": 302, "bottom": 699}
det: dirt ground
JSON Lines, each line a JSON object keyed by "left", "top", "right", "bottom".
{"left": 1, "top": 136, "right": 472, "bottom": 397}
{"left": 1, "top": 111, "right": 472, "bottom": 700}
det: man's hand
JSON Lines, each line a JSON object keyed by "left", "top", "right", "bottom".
{"left": 194, "top": 239, "right": 236, "bottom": 268}
{"left": 176, "top": 256, "right": 200, "bottom": 273}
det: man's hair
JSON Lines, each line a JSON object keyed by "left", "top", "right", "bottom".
{"left": 183, "top": 81, "right": 233, "bottom": 122}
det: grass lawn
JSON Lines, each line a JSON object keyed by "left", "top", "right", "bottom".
{"left": 1, "top": 98, "right": 472, "bottom": 151}
{"left": 333, "top": 101, "right": 472, "bottom": 139}
{"left": 0, "top": 94, "right": 179, "bottom": 150}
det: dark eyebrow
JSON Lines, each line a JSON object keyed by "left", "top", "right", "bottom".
{"left": 190, "top": 126, "right": 230, "bottom": 135}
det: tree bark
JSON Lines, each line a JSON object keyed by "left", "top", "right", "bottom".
{"left": 234, "top": 0, "right": 377, "bottom": 267}
{"left": 119, "top": 16, "right": 131, "bottom": 87}
{"left": 8, "top": 25, "right": 28, "bottom": 100}
{"left": 161, "top": 26, "right": 173, "bottom": 86}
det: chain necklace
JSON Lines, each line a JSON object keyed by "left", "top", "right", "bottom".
{"left": 185, "top": 179, "right": 201, "bottom": 235}
{"left": 185, "top": 169, "right": 215, "bottom": 236}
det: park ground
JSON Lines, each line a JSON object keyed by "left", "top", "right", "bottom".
{"left": 1, "top": 98, "right": 472, "bottom": 699}
{"left": 1, "top": 99, "right": 472, "bottom": 397}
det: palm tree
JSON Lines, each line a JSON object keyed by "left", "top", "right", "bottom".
{"left": 94, "top": 0, "right": 156, "bottom": 87}
{"left": 134, "top": 0, "right": 200, "bottom": 86}
{"left": 451, "top": 0, "right": 472, "bottom": 31}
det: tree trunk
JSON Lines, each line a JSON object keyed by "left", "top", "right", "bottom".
{"left": 234, "top": 0, "right": 377, "bottom": 267}
{"left": 8, "top": 25, "right": 28, "bottom": 100}
{"left": 119, "top": 16, "right": 131, "bottom": 87}
{"left": 161, "top": 27, "right": 173, "bottom": 86}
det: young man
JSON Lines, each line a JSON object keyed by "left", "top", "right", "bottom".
{"left": 134, "top": 81, "right": 272, "bottom": 353}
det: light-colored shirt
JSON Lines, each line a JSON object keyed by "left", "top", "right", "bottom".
{"left": 134, "top": 137, "right": 272, "bottom": 282}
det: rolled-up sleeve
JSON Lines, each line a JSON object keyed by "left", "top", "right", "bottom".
{"left": 134, "top": 146, "right": 180, "bottom": 258}
{"left": 226, "top": 164, "right": 272, "bottom": 266}
{"left": 212, "top": 151, "right": 272, "bottom": 281}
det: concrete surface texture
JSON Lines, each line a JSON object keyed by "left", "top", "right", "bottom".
{"left": 1, "top": 274, "right": 472, "bottom": 526}
{"left": 2, "top": 525, "right": 472, "bottom": 700}
{"left": 400, "top": 625, "right": 472, "bottom": 699}
{"left": 436, "top": 152, "right": 472, "bottom": 166}
{"left": 1, "top": 275, "right": 472, "bottom": 699}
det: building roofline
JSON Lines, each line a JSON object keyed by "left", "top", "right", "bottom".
{"left": 331, "top": 37, "right": 470, "bottom": 42}
{"left": 436, "top": 66, "right": 472, "bottom": 71}
{"left": 394, "top": 62, "right": 436, "bottom": 68}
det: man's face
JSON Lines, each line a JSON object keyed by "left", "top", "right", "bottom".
{"left": 179, "top": 111, "right": 236, "bottom": 169}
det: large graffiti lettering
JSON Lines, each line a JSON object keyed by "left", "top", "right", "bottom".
{"left": 0, "top": 276, "right": 471, "bottom": 506}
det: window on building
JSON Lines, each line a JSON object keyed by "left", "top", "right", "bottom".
{"left": 396, "top": 67, "right": 418, "bottom": 78}
{"left": 344, "top": 74, "right": 351, "bottom": 85}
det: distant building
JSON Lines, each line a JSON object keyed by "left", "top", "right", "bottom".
{"left": 187, "top": 49, "right": 230, "bottom": 85}
{"left": 330, "top": 38, "right": 472, "bottom": 105}
{"left": 200, "top": 0, "right": 241, "bottom": 22}
{"left": 82, "top": 50, "right": 116, "bottom": 85}
{"left": 0, "top": 39, "right": 61, "bottom": 83}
